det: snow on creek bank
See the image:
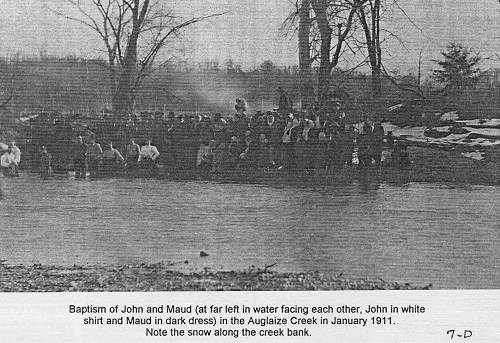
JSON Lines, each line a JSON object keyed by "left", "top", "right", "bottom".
{"left": 379, "top": 120, "right": 500, "bottom": 160}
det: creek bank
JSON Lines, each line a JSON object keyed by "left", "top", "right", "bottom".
{"left": 0, "top": 263, "right": 431, "bottom": 292}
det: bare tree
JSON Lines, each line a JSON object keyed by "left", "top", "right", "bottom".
{"left": 283, "top": 0, "right": 362, "bottom": 110}
{"left": 356, "top": 0, "right": 382, "bottom": 111}
{"left": 49, "top": 0, "right": 225, "bottom": 115}
{"left": 380, "top": 49, "right": 425, "bottom": 99}
{"left": 298, "top": 0, "right": 314, "bottom": 109}
{"left": 282, "top": 0, "right": 315, "bottom": 109}
{"left": 312, "top": 0, "right": 362, "bottom": 107}
{"left": 355, "top": 0, "right": 429, "bottom": 112}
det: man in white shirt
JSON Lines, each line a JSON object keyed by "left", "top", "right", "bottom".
{"left": 139, "top": 140, "right": 159, "bottom": 161}
{"left": 102, "top": 142, "right": 125, "bottom": 176}
{"left": 1, "top": 147, "right": 14, "bottom": 176}
{"left": 139, "top": 139, "right": 160, "bottom": 172}
{"left": 9, "top": 141, "right": 21, "bottom": 176}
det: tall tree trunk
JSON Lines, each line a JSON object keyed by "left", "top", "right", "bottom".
{"left": 312, "top": 0, "right": 332, "bottom": 110}
{"left": 112, "top": 0, "right": 149, "bottom": 116}
{"left": 113, "top": 30, "right": 139, "bottom": 115}
{"left": 298, "top": 0, "right": 313, "bottom": 110}
{"left": 358, "top": 0, "right": 382, "bottom": 117}
{"left": 371, "top": 68, "right": 381, "bottom": 99}
{"left": 108, "top": 53, "right": 118, "bottom": 110}
{"left": 372, "top": 0, "right": 382, "bottom": 114}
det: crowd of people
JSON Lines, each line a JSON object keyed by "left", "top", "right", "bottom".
{"left": 55, "top": 97, "right": 409, "bottom": 179}
{"left": 2, "top": 94, "right": 411, "bottom": 180}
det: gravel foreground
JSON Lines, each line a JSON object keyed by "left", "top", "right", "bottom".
{"left": 0, "top": 263, "right": 431, "bottom": 292}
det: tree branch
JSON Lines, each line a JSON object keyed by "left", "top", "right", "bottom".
{"left": 134, "top": 11, "right": 227, "bottom": 91}
{"left": 380, "top": 63, "right": 425, "bottom": 98}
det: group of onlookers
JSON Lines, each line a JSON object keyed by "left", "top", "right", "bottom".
{"left": 2, "top": 97, "right": 412, "bottom": 180}
{"left": 62, "top": 99, "right": 398, "bottom": 178}
{"left": 0, "top": 141, "right": 22, "bottom": 177}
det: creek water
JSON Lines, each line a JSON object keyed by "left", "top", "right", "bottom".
{"left": 0, "top": 174, "right": 498, "bottom": 289}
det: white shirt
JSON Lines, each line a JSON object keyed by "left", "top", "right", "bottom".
{"left": 10, "top": 146, "right": 21, "bottom": 164}
{"left": 1, "top": 152, "right": 12, "bottom": 168}
{"left": 139, "top": 145, "right": 160, "bottom": 161}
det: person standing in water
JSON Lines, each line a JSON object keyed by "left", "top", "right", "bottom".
{"left": 371, "top": 122, "right": 385, "bottom": 167}
{"left": 357, "top": 121, "right": 374, "bottom": 168}
{"left": 73, "top": 136, "right": 87, "bottom": 178}
{"left": 101, "top": 142, "right": 125, "bottom": 176}
{"left": 125, "top": 138, "right": 141, "bottom": 174}
{"left": 39, "top": 145, "right": 53, "bottom": 179}
{"left": 1, "top": 147, "right": 15, "bottom": 176}
{"left": 9, "top": 141, "right": 21, "bottom": 176}
{"left": 86, "top": 136, "right": 103, "bottom": 178}
{"left": 139, "top": 139, "right": 160, "bottom": 173}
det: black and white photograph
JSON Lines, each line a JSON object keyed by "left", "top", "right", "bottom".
{"left": 0, "top": 0, "right": 499, "bottom": 297}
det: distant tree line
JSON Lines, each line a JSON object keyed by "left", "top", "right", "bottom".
{"left": 0, "top": 44, "right": 499, "bottom": 124}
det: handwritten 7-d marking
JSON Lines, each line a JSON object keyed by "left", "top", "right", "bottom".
{"left": 447, "top": 330, "right": 472, "bottom": 339}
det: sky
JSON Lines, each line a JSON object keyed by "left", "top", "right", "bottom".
{"left": 1, "top": 0, "right": 499, "bottom": 76}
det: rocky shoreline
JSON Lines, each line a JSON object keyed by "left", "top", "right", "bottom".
{"left": 0, "top": 263, "right": 431, "bottom": 292}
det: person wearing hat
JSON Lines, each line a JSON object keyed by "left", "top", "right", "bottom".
{"left": 277, "top": 87, "right": 293, "bottom": 115}
{"left": 231, "top": 98, "right": 249, "bottom": 141}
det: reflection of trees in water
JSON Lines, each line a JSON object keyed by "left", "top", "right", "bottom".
{"left": 356, "top": 168, "right": 381, "bottom": 193}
